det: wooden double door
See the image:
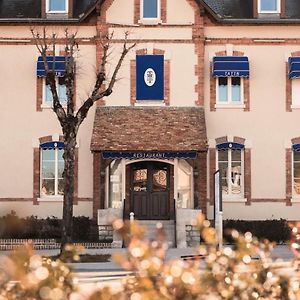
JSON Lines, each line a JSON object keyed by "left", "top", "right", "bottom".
{"left": 130, "top": 161, "right": 171, "bottom": 220}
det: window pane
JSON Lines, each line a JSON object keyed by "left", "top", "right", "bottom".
{"left": 231, "top": 162, "right": 242, "bottom": 194}
{"left": 218, "top": 77, "right": 228, "bottom": 102}
{"left": 292, "top": 79, "right": 300, "bottom": 106}
{"left": 59, "top": 84, "right": 67, "bottom": 104}
{"left": 143, "top": 0, "right": 158, "bottom": 18}
{"left": 42, "top": 179, "right": 55, "bottom": 196}
{"left": 58, "top": 179, "right": 64, "bottom": 195}
{"left": 42, "top": 149, "right": 55, "bottom": 161}
{"left": 260, "top": 0, "right": 277, "bottom": 11}
{"left": 177, "top": 160, "right": 192, "bottom": 209}
{"left": 45, "top": 84, "right": 53, "bottom": 103}
{"left": 152, "top": 169, "right": 167, "bottom": 192}
{"left": 58, "top": 149, "right": 64, "bottom": 161}
{"left": 218, "top": 150, "right": 229, "bottom": 194}
{"left": 49, "top": 0, "right": 66, "bottom": 11}
{"left": 232, "top": 149, "right": 241, "bottom": 162}
{"left": 109, "top": 160, "right": 122, "bottom": 208}
{"left": 58, "top": 161, "right": 64, "bottom": 178}
{"left": 133, "top": 169, "right": 147, "bottom": 192}
{"left": 218, "top": 150, "right": 228, "bottom": 162}
{"left": 42, "top": 161, "right": 55, "bottom": 178}
{"left": 231, "top": 77, "right": 241, "bottom": 102}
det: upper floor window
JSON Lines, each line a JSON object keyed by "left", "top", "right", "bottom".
{"left": 258, "top": 0, "right": 280, "bottom": 13}
{"left": 44, "top": 77, "right": 67, "bottom": 107}
{"left": 47, "top": 0, "right": 68, "bottom": 13}
{"left": 40, "top": 142, "right": 64, "bottom": 197}
{"left": 217, "top": 143, "right": 244, "bottom": 198}
{"left": 141, "top": 0, "right": 160, "bottom": 21}
{"left": 217, "top": 77, "right": 242, "bottom": 104}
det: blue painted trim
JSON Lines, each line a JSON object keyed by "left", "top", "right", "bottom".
{"left": 217, "top": 142, "right": 244, "bottom": 150}
{"left": 40, "top": 141, "right": 64, "bottom": 150}
{"left": 293, "top": 144, "right": 300, "bottom": 152}
{"left": 212, "top": 56, "right": 249, "bottom": 78}
{"left": 102, "top": 151, "right": 198, "bottom": 160}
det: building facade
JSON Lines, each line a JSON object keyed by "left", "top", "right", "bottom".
{"left": 1, "top": 0, "right": 300, "bottom": 244}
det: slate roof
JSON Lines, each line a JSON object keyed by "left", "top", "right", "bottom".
{"left": 200, "top": 0, "right": 300, "bottom": 22}
{"left": 0, "top": 0, "right": 100, "bottom": 21}
{"left": 91, "top": 107, "right": 207, "bottom": 152}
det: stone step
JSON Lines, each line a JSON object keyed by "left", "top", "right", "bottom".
{"left": 138, "top": 220, "right": 176, "bottom": 247}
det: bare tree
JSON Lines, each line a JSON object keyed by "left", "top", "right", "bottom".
{"left": 31, "top": 28, "right": 135, "bottom": 252}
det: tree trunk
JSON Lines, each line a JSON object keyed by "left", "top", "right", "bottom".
{"left": 60, "top": 129, "right": 77, "bottom": 253}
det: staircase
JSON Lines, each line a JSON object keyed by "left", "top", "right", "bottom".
{"left": 138, "top": 220, "right": 176, "bottom": 248}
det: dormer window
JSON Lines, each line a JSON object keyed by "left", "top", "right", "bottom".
{"left": 140, "top": 0, "right": 161, "bottom": 23}
{"left": 258, "top": 0, "right": 280, "bottom": 13}
{"left": 46, "top": 0, "right": 68, "bottom": 13}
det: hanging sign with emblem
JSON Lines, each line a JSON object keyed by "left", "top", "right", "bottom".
{"left": 136, "top": 55, "right": 164, "bottom": 100}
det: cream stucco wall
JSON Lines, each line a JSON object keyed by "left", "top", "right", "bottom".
{"left": 107, "top": 0, "right": 194, "bottom": 25}
{"left": 205, "top": 23, "right": 300, "bottom": 219}
{"left": 0, "top": 44, "right": 96, "bottom": 198}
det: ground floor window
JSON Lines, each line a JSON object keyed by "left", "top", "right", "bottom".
{"left": 108, "top": 159, "right": 123, "bottom": 208}
{"left": 40, "top": 144, "right": 64, "bottom": 196}
{"left": 217, "top": 146, "right": 244, "bottom": 197}
{"left": 293, "top": 150, "right": 300, "bottom": 195}
{"left": 177, "top": 160, "right": 193, "bottom": 208}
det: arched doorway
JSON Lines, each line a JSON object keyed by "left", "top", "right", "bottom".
{"left": 129, "top": 161, "right": 172, "bottom": 220}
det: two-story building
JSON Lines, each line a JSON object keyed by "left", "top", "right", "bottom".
{"left": 1, "top": 0, "right": 300, "bottom": 246}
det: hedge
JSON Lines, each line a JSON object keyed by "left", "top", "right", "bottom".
{"left": 0, "top": 211, "right": 98, "bottom": 242}
{"left": 223, "top": 219, "right": 292, "bottom": 244}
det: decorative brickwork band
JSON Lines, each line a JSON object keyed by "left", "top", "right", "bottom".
{"left": 215, "top": 136, "right": 228, "bottom": 145}
{"left": 244, "top": 78, "right": 250, "bottom": 111}
{"left": 286, "top": 148, "right": 292, "bottom": 205}
{"left": 244, "top": 148, "right": 252, "bottom": 205}
{"left": 210, "top": 62, "right": 216, "bottom": 111}
{"left": 36, "top": 78, "right": 43, "bottom": 111}
{"left": 196, "top": 151, "right": 207, "bottom": 215}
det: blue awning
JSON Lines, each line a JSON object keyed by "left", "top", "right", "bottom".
{"left": 212, "top": 56, "right": 249, "bottom": 77}
{"left": 40, "top": 141, "right": 64, "bottom": 150}
{"left": 288, "top": 57, "right": 300, "bottom": 79}
{"left": 217, "top": 143, "right": 245, "bottom": 150}
{"left": 102, "top": 151, "right": 198, "bottom": 160}
{"left": 37, "top": 56, "right": 66, "bottom": 77}
{"left": 293, "top": 144, "right": 300, "bottom": 152}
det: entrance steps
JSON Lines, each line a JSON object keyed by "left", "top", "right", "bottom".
{"left": 137, "top": 220, "right": 176, "bottom": 248}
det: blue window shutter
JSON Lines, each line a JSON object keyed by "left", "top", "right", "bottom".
{"left": 136, "top": 55, "right": 164, "bottom": 100}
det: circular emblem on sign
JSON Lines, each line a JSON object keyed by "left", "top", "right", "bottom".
{"left": 144, "top": 68, "right": 156, "bottom": 87}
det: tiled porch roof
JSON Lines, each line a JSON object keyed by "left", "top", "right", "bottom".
{"left": 91, "top": 106, "right": 207, "bottom": 152}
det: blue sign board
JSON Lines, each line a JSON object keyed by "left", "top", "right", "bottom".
{"left": 102, "top": 151, "right": 197, "bottom": 160}
{"left": 136, "top": 55, "right": 164, "bottom": 100}
{"left": 37, "top": 56, "right": 66, "bottom": 77}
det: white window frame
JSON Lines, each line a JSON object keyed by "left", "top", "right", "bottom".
{"left": 46, "top": 0, "right": 68, "bottom": 13}
{"left": 216, "top": 149, "right": 245, "bottom": 199}
{"left": 42, "top": 78, "right": 67, "bottom": 108}
{"left": 140, "top": 0, "right": 161, "bottom": 24}
{"left": 258, "top": 0, "right": 280, "bottom": 13}
{"left": 216, "top": 77, "right": 244, "bottom": 108}
{"left": 40, "top": 147, "right": 64, "bottom": 198}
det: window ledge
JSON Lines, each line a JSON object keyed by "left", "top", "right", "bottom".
{"left": 223, "top": 198, "right": 247, "bottom": 203}
{"left": 38, "top": 196, "right": 63, "bottom": 202}
{"left": 291, "top": 105, "right": 300, "bottom": 109}
{"left": 138, "top": 19, "right": 162, "bottom": 25}
{"left": 215, "top": 104, "right": 245, "bottom": 109}
{"left": 291, "top": 197, "right": 300, "bottom": 203}
{"left": 135, "top": 100, "right": 166, "bottom": 107}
